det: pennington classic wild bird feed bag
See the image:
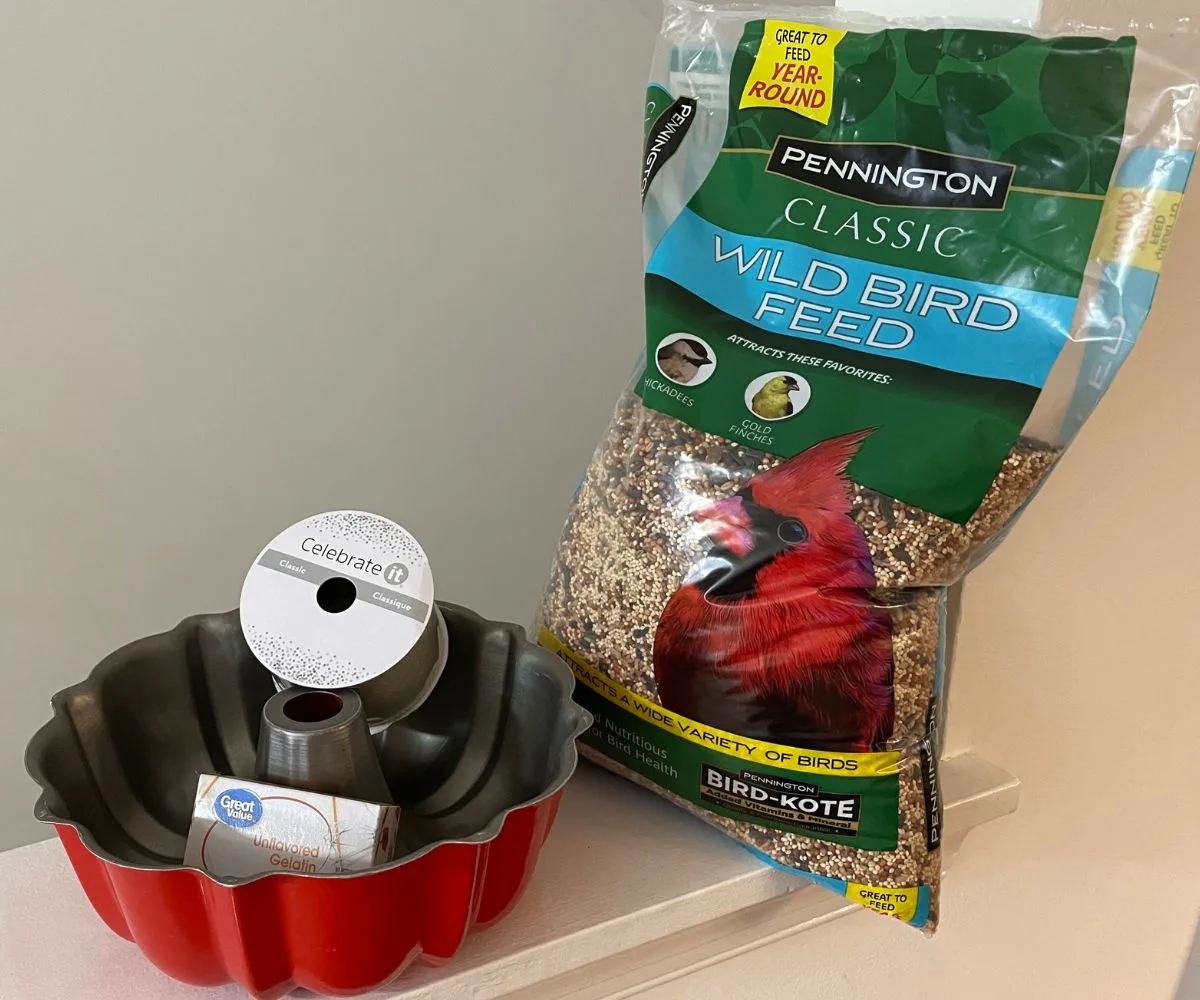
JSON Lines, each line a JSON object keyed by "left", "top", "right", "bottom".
{"left": 537, "top": 3, "right": 1200, "bottom": 929}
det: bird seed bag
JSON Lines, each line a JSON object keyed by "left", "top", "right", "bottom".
{"left": 537, "top": 2, "right": 1200, "bottom": 930}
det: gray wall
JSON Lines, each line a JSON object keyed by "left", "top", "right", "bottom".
{"left": 0, "top": 1, "right": 655, "bottom": 850}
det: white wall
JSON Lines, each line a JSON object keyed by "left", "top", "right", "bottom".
{"left": 0, "top": 0, "right": 655, "bottom": 850}
{"left": 3, "top": 2, "right": 1199, "bottom": 998}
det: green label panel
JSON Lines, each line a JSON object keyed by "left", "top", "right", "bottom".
{"left": 642, "top": 275, "right": 1037, "bottom": 522}
{"left": 643, "top": 25, "right": 1135, "bottom": 521}
{"left": 575, "top": 683, "right": 901, "bottom": 852}
{"left": 691, "top": 157, "right": 1104, "bottom": 297}
{"left": 726, "top": 26, "right": 1135, "bottom": 197}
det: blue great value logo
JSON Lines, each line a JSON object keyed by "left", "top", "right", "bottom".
{"left": 214, "top": 788, "right": 263, "bottom": 829}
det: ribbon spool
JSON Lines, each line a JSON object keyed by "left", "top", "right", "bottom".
{"left": 240, "top": 510, "right": 447, "bottom": 729}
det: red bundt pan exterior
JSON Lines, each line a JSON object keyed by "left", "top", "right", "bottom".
{"left": 27, "top": 606, "right": 587, "bottom": 998}
{"left": 52, "top": 795, "right": 561, "bottom": 998}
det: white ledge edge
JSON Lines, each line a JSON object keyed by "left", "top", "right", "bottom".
{"left": 392, "top": 752, "right": 1019, "bottom": 1000}
{"left": 0, "top": 753, "right": 1017, "bottom": 1000}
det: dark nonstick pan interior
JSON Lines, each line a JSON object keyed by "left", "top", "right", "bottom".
{"left": 27, "top": 603, "right": 586, "bottom": 870}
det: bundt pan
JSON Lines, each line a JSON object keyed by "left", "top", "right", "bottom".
{"left": 25, "top": 602, "right": 589, "bottom": 998}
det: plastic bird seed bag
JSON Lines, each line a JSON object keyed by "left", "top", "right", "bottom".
{"left": 537, "top": 2, "right": 1200, "bottom": 930}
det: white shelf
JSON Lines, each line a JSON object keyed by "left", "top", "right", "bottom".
{"left": 0, "top": 752, "right": 1016, "bottom": 1000}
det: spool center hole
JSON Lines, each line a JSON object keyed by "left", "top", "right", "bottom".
{"left": 316, "top": 576, "right": 357, "bottom": 614}
{"left": 283, "top": 691, "right": 345, "bottom": 723}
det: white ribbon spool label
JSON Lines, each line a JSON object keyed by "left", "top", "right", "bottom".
{"left": 240, "top": 510, "right": 435, "bottom": 689}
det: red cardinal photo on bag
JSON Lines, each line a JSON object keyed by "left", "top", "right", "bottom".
{"left": 652, "top": 430, "right": 895, "bottom": 753}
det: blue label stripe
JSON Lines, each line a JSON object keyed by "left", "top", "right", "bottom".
{"left": 647, "top": 209, "right": 1075, "bottom": 388}
{"left": 912, "top": 884, "right": 931, "bottom": 928}
{"left": 1117, "top": 148, "right": 1195, "bottom": 192}
{"left": 1062, "top": 262, "right": 1153, "bottom": 441}
{"left": 1064, "top": 149, "right": 1195, "bottom": 440}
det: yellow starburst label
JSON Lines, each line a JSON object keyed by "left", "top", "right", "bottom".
{"left": 1095, "top": 186, "right": 1185, "bottom": 274}
{"left": 739, "top": 21, "right": 847, "bottom": 125}
{"left": 846, "top": 882, "right": 920, "bottom": 922}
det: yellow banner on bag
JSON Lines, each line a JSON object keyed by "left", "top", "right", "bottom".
{"left": 847, "top": 882, "right": 919, "bottom": 922}
{"left": 538, "top": 628, "right": 901, "bottom": 779}
{"left": 1095, "top": 186, "right": 1185, "bottom": 274}
{"left": 739, "top": 21, "right": 847, "bottom": 124}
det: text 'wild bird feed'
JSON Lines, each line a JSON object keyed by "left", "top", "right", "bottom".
{"left": 537, "top": 2, "right": 1200, "bottom": 931}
